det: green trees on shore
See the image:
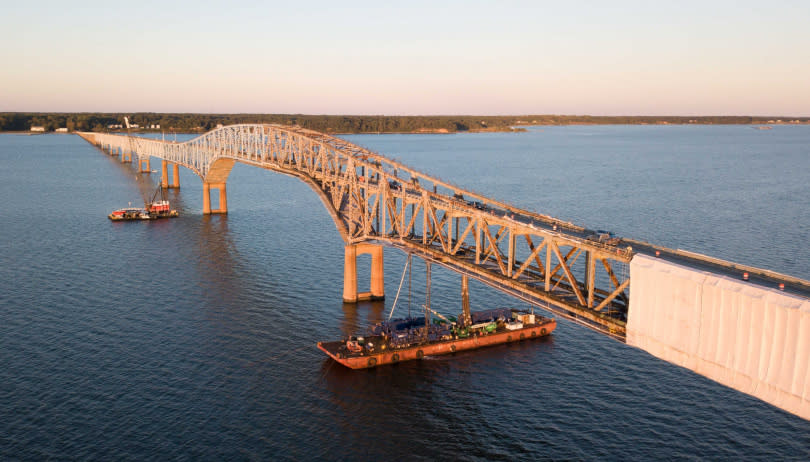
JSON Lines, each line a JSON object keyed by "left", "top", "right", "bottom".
{"left": 2, "top": 112, "right": 807, "bottom": 133}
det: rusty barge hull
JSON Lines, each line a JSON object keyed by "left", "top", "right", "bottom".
{"left": 318, "top": 319, "right": 556, "bottom": 369}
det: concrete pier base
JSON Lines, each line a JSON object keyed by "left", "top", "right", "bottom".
{"left": 161, "top": 160, "right": 180, "bottom": 188}
{"left": 343, "top": 243, "right": 385, "bottom": 303}
{"left": 172, "top": 163, "right": 180, "bottom": 188}
{"left": 138, "top": 157, "right": 151, "bottom": 173}
{"left": 203, "top": 182, "right": 228, "bottom": 214}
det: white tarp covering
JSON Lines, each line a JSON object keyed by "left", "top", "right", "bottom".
{"left": 627, "top": 254, "right": 810, "bottom": 421}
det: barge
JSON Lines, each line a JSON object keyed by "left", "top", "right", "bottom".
{"left": 108, "top": 206, "right": 153, "bottom": 221}
{"left": 108, "top": 186, "right": 178, "bottom": 221}
{"left": 318, "top": 308, "right": 556, "bottom": 369}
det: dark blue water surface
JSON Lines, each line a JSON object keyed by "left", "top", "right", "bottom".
{"left": 1, "top": 126, "right": 809, "bottom": 461}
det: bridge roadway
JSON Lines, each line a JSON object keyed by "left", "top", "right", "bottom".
{"left": 79, "top": 125, "right": 810, "bottom": 420}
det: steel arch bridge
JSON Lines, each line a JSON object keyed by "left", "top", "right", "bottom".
{"left": 80, "top": 124, "right": 633, "bottom": 339}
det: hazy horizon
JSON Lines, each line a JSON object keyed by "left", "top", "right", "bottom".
{"left": 2, "top": 111, "right": 809, "bottom": 119}
{"left": 3, "top": 1, "right": 809, "bottom": 116}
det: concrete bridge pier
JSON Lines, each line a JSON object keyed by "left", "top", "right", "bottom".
{"left": 201, "top": 158, "right": 235, "bottom": 214}
{"left": 160, "top": 160, "right": 180, "bottom": 188}
{"left": 138, "top": 157, "right": 151, "bottom": 173}
{"left": 202, "top": 182, "right": 228, "bottom": 214}
{"left": 343, "top": 243, "right": 385, "bottom": 302}
{"left": 121, "top": 149, "right": 132, "bottom": 163}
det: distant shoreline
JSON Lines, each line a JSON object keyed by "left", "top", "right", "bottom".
{"left": 2, "top": 112, "right": 808, "bottom": 135}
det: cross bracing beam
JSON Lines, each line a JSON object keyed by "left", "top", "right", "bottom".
{"left": 79, "top": 124, "right": 633, "bottom": 338}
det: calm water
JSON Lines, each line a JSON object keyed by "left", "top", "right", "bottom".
{"left": 1, "top": 126, "right": 809, "bottom": 460}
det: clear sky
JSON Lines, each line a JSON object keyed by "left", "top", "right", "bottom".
{"left": 2, "top": 0, "right": 809, "bottom": 115}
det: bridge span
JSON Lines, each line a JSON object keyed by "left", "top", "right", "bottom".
{"left": 78, "top": 125, "right": 810, "bottom": 420}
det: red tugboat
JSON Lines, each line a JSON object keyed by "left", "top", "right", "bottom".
{"left": 108, "top": 186, "right": 178, "bottom": 221}
{"left": 318, "top": 308, "right": 556, "bottom": 369}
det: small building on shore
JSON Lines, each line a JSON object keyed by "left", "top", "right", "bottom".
{"left": 55, "top": 128, "right": 68, "bottom": 133}
{"left": 30, "top": 126, "right": 45, "bottom": 132}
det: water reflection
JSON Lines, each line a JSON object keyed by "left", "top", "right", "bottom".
{"left": 338, "top": 300, "right": 385, "bottom": 338}
{"left": 194, "top": 215, "right": 266, "bottom": 322}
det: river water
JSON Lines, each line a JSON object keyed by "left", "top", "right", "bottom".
{"left": 1, "top": 125, "right": 809, "bottom": 460}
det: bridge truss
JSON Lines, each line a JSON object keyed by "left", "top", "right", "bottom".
{"left": 82, "top": 124, "right": 633, "bottom": 339}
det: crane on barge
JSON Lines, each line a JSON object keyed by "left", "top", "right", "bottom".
{"left": 107, "top": 117, "right": 178, "bottom": 221}
{"left": 318, "top": 257, "right": 556, "bottom": 369}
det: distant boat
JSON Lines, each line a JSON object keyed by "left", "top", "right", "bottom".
{"left": 755, "top": 126, "right": 773, "bottom": 130}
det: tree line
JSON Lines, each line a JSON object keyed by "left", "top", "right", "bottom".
{"left": 1, "top": 112, "right": 807, "bottom": 133}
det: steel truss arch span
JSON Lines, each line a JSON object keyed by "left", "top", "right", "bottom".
{"left": 80, "top": 124, "right": 633, "bottom": 338}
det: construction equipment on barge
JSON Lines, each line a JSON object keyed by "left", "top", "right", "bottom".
{"left": 318, "top": 308, "right": 556, "bottom": 369}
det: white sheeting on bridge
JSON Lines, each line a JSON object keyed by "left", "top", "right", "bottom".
{"left": 627, "top": 254, "right": 810, "bottom": 421}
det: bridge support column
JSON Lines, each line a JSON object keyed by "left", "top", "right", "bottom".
{"left": 161, "top": 160, "right": 169, "bottom": 187}
{"left": 203, "top": 182, "right": 228, "bottom": 214}
{"left": 121, "top": 149, "right": 132, "bottom": 163}
{"left": 161, "top": 161, "right": 180, "bottom": 188}
{"left": 172, "top": 163, "right": 180, "bottom": 188}
{"left": 138, "top": 157, "right": 151, "bottom": 173}
{"left": 343, "top": 245, "right": 357, "bottom": 302}
{"left": 343, "top": 243, "right": 385, "bottom": 302}
{"left": 370, "top": 244, "right": 385, "bottom": 299}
